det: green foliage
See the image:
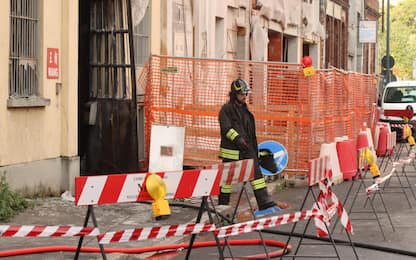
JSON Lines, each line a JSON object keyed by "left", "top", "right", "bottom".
{"left": 0, "top": 175, "right": 32, "bottom": 222}
{"left": 379, "top": 0, "right": 416, "bottom": 80}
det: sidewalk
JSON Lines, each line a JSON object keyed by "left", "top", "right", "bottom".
{"left": 1, "top": 156, "right": 416, "bottom": 259}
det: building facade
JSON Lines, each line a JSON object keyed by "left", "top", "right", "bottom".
{"left": 1, "top": 0, "right": 380, "bottom": 193}
{"left": 0, "top": 0, "right": 79, "bottom": 194}
{"left": 151, "top": 0, "right": 379, "bottom": 71}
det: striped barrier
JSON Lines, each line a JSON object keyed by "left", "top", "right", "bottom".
{"left": 308, "top": 156, "right": 330, "bottom": 186}
{"left": 73, "top": 159, "right": 254, "bottom": 259}
{"left": 0, "top": 159, "right": 255, "bottom": 260}
{"left": 75, "top": 159, "right": 254, "bottom": 205}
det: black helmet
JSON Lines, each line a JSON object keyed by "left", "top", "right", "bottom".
{"left": 231, "top": 79, "right": 250, "bottom": 95}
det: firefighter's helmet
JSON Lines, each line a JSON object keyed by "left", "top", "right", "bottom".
{"left": 231, "top": 79, "right": 250, "bottom": 95}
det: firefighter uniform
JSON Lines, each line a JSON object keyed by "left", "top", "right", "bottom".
{"left": 218, "top": 79, "right": 276, "bottom": 211}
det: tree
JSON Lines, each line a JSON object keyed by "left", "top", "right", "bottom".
{"left": 379, "top": 0, "right": 416, "bottom": 80}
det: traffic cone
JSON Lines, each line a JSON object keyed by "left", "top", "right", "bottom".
{"left": 376, "top": 126, "right": 389, "bottom": 156}
{"left": 357, "top": 131, "right": 369, "bottom": 150}
{"left": 374, "top": 122, "right": 390, "bottom": 149}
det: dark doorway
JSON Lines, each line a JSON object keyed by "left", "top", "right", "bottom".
{"left": 78, "top": 0, "right": 139, "bottom": 176}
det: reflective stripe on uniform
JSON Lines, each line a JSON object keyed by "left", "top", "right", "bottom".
{"left": 250, "top": 178, "right": 267, "bottom": 190}
{"left": 221, "top": 185, "right": 232, "bottom": 194}
{"left": 220, "top": 148, "right": 239, "bottom": 160}
{"left": 258, "top": 150, "right": 270, "bottom": 157}
{"left": 226, "top": 128, "right": 239, "bottom": 141}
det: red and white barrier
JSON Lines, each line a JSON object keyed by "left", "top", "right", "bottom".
{"left": 320, "top": 142, "right": 343, "bottom": 184}
{"left": 75, "top": 169, "right": 218, "bottom": 205}
{"left": 0, "top": 225, "right": 99, "bottom": 237}
{"left": 75, "top": 160, "right": 254, "bottom": 206}
{"left": 206, "top": 159, "right": 254, "bottom": 186}
{"left": 98, "top": 223, "right": 216, "bottom": 244}
{"left": 308, "top": 156, "right": 330, "bottom": 186}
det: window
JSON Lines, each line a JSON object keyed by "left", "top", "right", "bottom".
{"left": 133, "top": 3, "right": 150, "bottom": 67}
{"left": 385, "top": 87, "right": 416, "bottom": 103}
{"left": 8, "top": 0, "right": 48, "bottom": 107}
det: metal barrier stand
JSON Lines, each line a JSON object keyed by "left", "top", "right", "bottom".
{"left": 201, "top": 161, "right": 272, "bottom": 259}
{"left": 343, "top": 167, "right": 395, "bottom": 241}
{"left": 75, "top": 205, "right": 106, "bottom": 259}
{"left": 281, "top": 156, "right": 358, "bottom": 259}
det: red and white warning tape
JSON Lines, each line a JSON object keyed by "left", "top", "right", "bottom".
{"left": 366, "top": 168, "right": 395, "bottom": 195}
{"left": 391, "top": 124, "right": 413, "bottom": 129}
{"left": 98, "top": 223, "right": 216, "bottom": 244}
{"left": 394, "top": 152, "right": 416, "bottom": 166}
{"left": 0, "top": 225, "right": 99, "bottom": 237}
{"left": 312, "top": 174, "right": 353, "bottom": 237}
{"left": 306, "top": 156, "right": 353, "bottom": 237}
{"left": 214, "top": 208, "right": 320, "bottom": 238}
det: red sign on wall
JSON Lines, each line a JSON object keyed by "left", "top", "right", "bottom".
{"left": 47, "top": 48, "right": 59, "bottom": 79}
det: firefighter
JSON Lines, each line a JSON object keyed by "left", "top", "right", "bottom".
{"left": 218, "top": 78, "right": 285, "bottom": 217}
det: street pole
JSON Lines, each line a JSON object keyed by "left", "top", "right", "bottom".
{"left": 386, "top": 0, "right": 391, "bottom": 83}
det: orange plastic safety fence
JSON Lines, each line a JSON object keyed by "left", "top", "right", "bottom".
{"left": 141, "top": 55, "right": 377, "bottom": 174}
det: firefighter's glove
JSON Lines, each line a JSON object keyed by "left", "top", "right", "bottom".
{"left": 235, "top": 136, "right": 249, "bottom": 151}
{"left": 259, "top": 149, "right": 278, "bottom": 173}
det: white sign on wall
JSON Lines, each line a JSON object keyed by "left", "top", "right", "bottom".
{"left": 148, "top": 124, "right": 185, "bottom": 172}
{"left": 359, "top": 21, "right": 377, "bottom": 43}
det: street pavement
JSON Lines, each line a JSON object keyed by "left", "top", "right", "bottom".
{"left": 1, "top": 147, "right": 416, "bottom": 259}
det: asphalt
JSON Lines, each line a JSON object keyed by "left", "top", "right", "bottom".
{"left": 1, "top": 147, "right": 416, "bottom": 260}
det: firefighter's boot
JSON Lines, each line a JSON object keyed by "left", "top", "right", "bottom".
{"left": 218, "top": 185, "right": 232, "bottom": 205}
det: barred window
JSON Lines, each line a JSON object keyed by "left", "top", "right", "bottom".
{"left": 9, "top": 0, "right": 39, "bottom": 98}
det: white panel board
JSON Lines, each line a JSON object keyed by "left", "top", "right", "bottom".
{"left": 359, "top": 21, "right": 377, "bottom": 43}
{"left": 149, "top": 124, "right": 185, "bottom": 172}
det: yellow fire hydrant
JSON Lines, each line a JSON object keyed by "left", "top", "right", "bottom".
{"left": 145, "top": 173, "right": 171, "bottom": 220}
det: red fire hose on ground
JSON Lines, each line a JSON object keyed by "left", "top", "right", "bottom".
{"left": 0, "top": 239, "right": 291, "bottom": 259}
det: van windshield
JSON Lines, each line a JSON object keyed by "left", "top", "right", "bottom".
{"left": 384, "top": 86, "right": 416, "bottom": 103}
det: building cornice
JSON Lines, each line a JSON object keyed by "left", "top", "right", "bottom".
{"left": 365, "top": 5, "right": 381, "bottom": 18}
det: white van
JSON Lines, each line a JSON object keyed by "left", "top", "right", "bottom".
{"left": 380, "top": 81, "right": 416, "bottom": 136}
